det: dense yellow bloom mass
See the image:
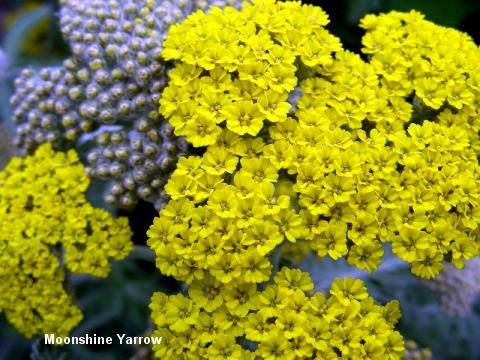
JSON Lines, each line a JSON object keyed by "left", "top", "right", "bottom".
{"left": 153, "top": 1, "right": 480, "bottom": 284}
{"left": 361, "top": 11, "right": 480, "bottom": 114}
{"left": 150, "top": 2, "right": 480, "bottom": 357}
{"left": 151, "top": 2, "right": 407, "bottom": 358}
{"left": 160, "top": 0, "right": 341, "bottom": 146}
{"left": 358, "top": 10, "right": 480, "bottom": 275}
{"left": 150, "top": 270, "right": 404, "bottom": 359}
{"left": 0, "top": 144, "right": 132, "bottom": 338}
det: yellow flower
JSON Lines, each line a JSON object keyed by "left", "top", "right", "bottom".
{"left": 150, "top": 11, "right": 480, "bottom": 359}
{"left": 150, "top": 268, "right": 403, "bottom": 358}
{"left": 411, "top": 248, "right": 444, "bottom": 279}
{"left": 257, "top": 182, "right": 290, "bottom": 215}
{"left": 347, "top": 242, "right": 384, "bottom": 273}
{"left": 159, "top": 84, "right": 191, "bottom": 118}
{"left": 207, "top": 184, "right": 239, "bottom": 218}
{"left": 188, "top": 276, "right": 224, "bottom": 312}
{"left": 160, "top": 198, "right": 195, "bottom": 232}
{"left": 207, "top": 335, "right": 244, "bottom": 359}
{"left": 272, "top": 209, "right": 306, "bottom": 243}
{"left": 184, "top": 111, "right": 222, "bottom": 147}
{"left": 189, "top": 206, "right": 220, "bottom": 239}
{"left": 392, "top": 225, "right": 431, "bottom": 263}
{"left": 242, "top": 216, "right": 276, "bottom": 246}
{"left": 222, "top": 100, "right": 265, "bottom": 136}
{"left": 164, "top": 174, "right": 196, "bottom": 200}
{"left": 202, "top": 147, "right": 239, "bottom": 175}
{"left": 330, "top": 277, "right": 368, "bottom": 306}
{"left": 210, "top": 254, "right": 242, "bottom": 283}
{"left": 198, "top": 91, "right": 232, "bottom": 124}
{"left": 240, "top": 157, "right": 278, "bottom": 183}
{"left": 239, "top": 249, "right": 272, "bottom": 283}
{"left": 257, "top": 90, "right": 291, "bottom": 123}
{"left": 273, "top": 267, "right": 314, "bottom": 293}
{"left": 165, "top": 294, "right": 199, "bottom": 332}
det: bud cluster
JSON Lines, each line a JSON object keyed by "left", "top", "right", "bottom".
{"left": 404, "top": 340, "right": 432, "bottom": 360}
{"left": 425, "top": 258, "right": 480, "bottom": 316}
{"left": 10, "top": 0, "right": 238, "bottom": 209}
{"left": 85, "top": 122, "right": 187, "bottom": 209}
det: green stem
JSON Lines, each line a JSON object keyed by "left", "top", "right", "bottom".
{"left": 270, "top": 243, "right": 285, "bottom": 277}
{"left": 129, "top": 245, "right": 156, "bottom": 263}
{"left": 258, "top": 244, "right": 285, "bottom": 291}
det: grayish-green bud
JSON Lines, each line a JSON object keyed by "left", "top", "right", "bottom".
{"left": 11, "top": 0, "right": 241, "bottom": 209}
{"left": 424, "top": 258, "right": 480, "bottom": 316}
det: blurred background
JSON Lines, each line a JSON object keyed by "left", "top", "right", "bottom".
{"left": 0, "top": 0, "right": 479, "bottom": 359}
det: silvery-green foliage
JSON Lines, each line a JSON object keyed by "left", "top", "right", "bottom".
{"left": 425, "top": 258, "right": 480, "bottom": 316}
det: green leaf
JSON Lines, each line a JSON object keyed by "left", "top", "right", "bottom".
{"left": 30, "top": 340, "right": 68, "bottom": 360}
{"left": 3, "top": 5, "right": 53, "bottom": 63}
{"left": 387, "top": 0, "right": 479, "bottom": 27}
{"left": 0, "top": 317, "right": 31, "bottom": 360}
{"left": 301, "top": 244, "right": 409, "bottom": 296}
{"left": 345, "top": 0, "right": 383, "bottom": 25}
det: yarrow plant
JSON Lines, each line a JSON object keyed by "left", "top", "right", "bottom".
{"left": 361, "top": 11, "right": 480, "bottom": 116}
{"left": 152, "top": 0, "right": 341, "bottom": 284}
{"left": 159, "top": 0, "right": 341, "bottom": 146}
{"left": 148, "top": 0, "right": 480, "bottom": 356}
{"left": 0, "top": 144, "right": 132, "bottom": 338}
{"left": 3, "top": 0, "right": 480, "bottom": 357}
{"left": 149, "top": 0, "right": 406, "bottom": 358}
{"left": 358, "top": 11, "right": 480, "bottom": 274}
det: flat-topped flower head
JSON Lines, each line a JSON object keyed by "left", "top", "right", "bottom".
{"left": 360, "top": 11, "right": 480, "bottom": 121}
{"left": 0, "top": 144, "right": 132, "bottom": 337}
{"left": 150, "top": 272, "right": 404, "bottom": 359}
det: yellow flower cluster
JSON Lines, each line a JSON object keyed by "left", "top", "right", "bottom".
{"left": 387, "top": 122, "right": 480, "bottom": 277}
{"left": 0, "top": 144, "right": 132, "bottom": 338}
{"left": 404, "top": 340, "right": 432, "bottom": 360}
{"left": 150, "top": 270, "right": 404, "bottom": 359}
{"left": 362, "top": 10, "right": 480, "bottom": 98}
{"left": 160, "top": 0, "right": 341, "bottom": 146}
{"left": 153, "top": 1, "right": 480, "bottom": 281}
{"left": 358, "top": 10, "right": 480, "bottom": 275}
{"left": 295, "top": 51, "right": 480, "bottom": 278}
{"left": 147, "top": 147, "right": 308, "bottom": 284}
{"left": 360, "top": 11, "right": 480, "bottom": 146}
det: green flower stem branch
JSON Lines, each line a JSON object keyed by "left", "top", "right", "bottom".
{"left": 302, "top": 244, "right": 411, "bottom": 293}
{"left": 269, "top": 243, "right": 284, "bottom": 277}
{"left": 129, "top": 245, "right": 156, "bottom": 263}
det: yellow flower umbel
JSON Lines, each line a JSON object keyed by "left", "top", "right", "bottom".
{"left": 160, "top": 0, "right": 341, "bottom": 146}
{"left": 152, "top": 0, "right": 343, "bottom": 286}
{"left": 357, "top": 11, "right": 480, "bottom": 277}
{"left": 150, "top": 270, "right": 404, "bottom": 359}
{"left": 0, "top": 144, "right": 132, "bottom": 338}
{"left": 360, "top": 11, "right": 480, "bottom": 147}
